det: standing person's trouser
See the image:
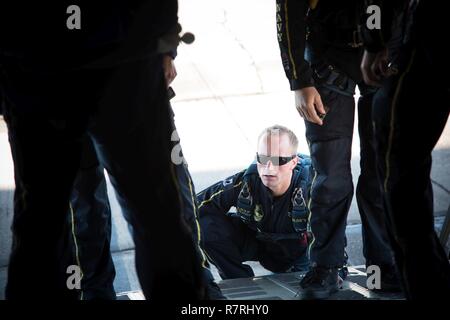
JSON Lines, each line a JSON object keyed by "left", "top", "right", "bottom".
{"left": 305, "top": 86, "right": 355, "bottom": 268}
{"left": 372, "top": 28, "right": 450, "bottom": 298}
{"left": 1, "top": 54, "right": 205, "bottom": 300}
{"left": 357, "top": 85, "right": 395, "bottom": 269}
{"left": 66, "top": 106, "right": 215, "bottom": 300}
{"left": 67, "top": 136, "right": 116, "bottom": 300}
{"left": 170, "top": 107, "right": 223, "bottom": 298}
{"left": 305, "top": 83, "right": 394, "bottom": 269}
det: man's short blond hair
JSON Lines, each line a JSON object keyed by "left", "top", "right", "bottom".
{"left": 257, "top": 125, "right": 298, "bottom": 154}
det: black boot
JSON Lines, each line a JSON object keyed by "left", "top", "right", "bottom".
{"left": 298, "top": 266, "right": 340, "bottom": 300}
{"left": 367, "top": 264, "right": 402, "bottom": 293}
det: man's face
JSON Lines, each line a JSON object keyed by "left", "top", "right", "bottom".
{"left": 256, "top": 133, "right": 298, "bottom": 191}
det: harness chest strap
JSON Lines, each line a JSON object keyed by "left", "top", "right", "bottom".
{"left": 235, "top": 157, "right": 311, "bottom": 238}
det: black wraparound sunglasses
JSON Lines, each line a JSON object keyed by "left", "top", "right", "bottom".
{"left": 256, "top": 153, "right": 296, "bottom": 166}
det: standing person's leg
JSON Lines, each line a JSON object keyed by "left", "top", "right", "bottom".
{"left": 174, "top": 162, "right": 225, "bottom": 298}
{"left": 169, "top": 110, "right": 224, "bottom": 298}
{"left": 305, "top": 87, "right": 355, "bottom": 268}
{"left": 2, "top": 102, "right": 85, "bottom": 300}
{"left": 87, "top": 55, "right": 205, "bottom": 299}
{"left": 299, "top": 86, "right": 355, "bottom": 298}
{"left": 372, "top": 46, "right": 450, "bottom": 299}
{"left": 68, "top": 136, "right": 116, "bottom": 300}
{"left": 356, "top": 84, "right": 399, "bottom": 290}
{"left": 1, "top": 57, "right": 94, "bottom": 300}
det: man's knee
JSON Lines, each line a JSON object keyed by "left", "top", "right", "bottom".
{"left": 199, "top": 214, "right": 231, "bottom": 246}
{"left": 308, "top": 140, "right": 354, "bottom": 204}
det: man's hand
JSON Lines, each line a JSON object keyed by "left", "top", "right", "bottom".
{"left": 361, "top": 48, "right": 392, "bottom": 87}
{"left": 162, "top": 54, "right": 177, "bottom": 87}
{"left": 294, "top": 87, "right": 326, "bottom": 125}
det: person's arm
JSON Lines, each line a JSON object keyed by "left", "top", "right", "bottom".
{"left": 158, "top": 18, "right": 179, "bottom": 87}
{"left": 197, "top": 170, "right": 246, "bottom": 216}
{"left": 276, "top": 0, "right": 314, "bottom": 90}
{"left": 276, "top": 0, "right": 325, "bottom": 125}
{"left": 360, "top": 0, "right": 407, "bottom": 86}
{"left": 162, "top": 53, "right": 177, "bottom": 87}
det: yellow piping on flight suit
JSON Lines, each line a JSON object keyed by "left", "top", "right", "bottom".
{"left": 185, "top": 170, "right": 209, "bottom": 268}
{"left": 383, "top": 50, "right": 417, "bottom": 194}
{"left": 170, "top": 162, "right": 213, "bottom": 270}
{"left": 283, "top": 0, "right": 318, "bottom": 81}
{"left": 309, "top": 0, "right": 318, "bottom": 10}
{"left": 197, "top": 180, "right": 243, "bottom": 272}
{"left": 69, "top": 202, "right": 84, "bottom": 300}
{"left": 380, "top": 47, "right": 417, "bottom": 293}
{"left": 284, "top": 0, "right": 298, "bottom": 80}
{"left": 198, "top": 181, "right": 243, "bottom": 209}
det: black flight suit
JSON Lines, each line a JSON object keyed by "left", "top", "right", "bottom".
{"left": 198, "top": 157, "right": 311, "bottom": 279}
{"left": 0, "top": 1, "right": 206, "bottom": 300}
{"left": 363, "top": 0, "right": 450, "bottom": 299}
{"left": 61, "top": 102, "right": 223, "bottom": 300}
{"left": 65, "top": 136, "right": 116, "bottom": 300}
{"left": 276, "top": 0, "right": 395, "bottom": 274}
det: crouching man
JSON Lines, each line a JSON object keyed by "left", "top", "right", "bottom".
{"left": 198, "top": 125, "right": 313, "bottom": 279}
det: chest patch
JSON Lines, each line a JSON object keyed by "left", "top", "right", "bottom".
{"left": 254, "top": 204, "right": 264, "bottom": 222}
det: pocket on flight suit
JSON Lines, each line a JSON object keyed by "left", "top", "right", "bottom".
{"left": 306, "top": 86, "right": 355, "bottom": 142}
